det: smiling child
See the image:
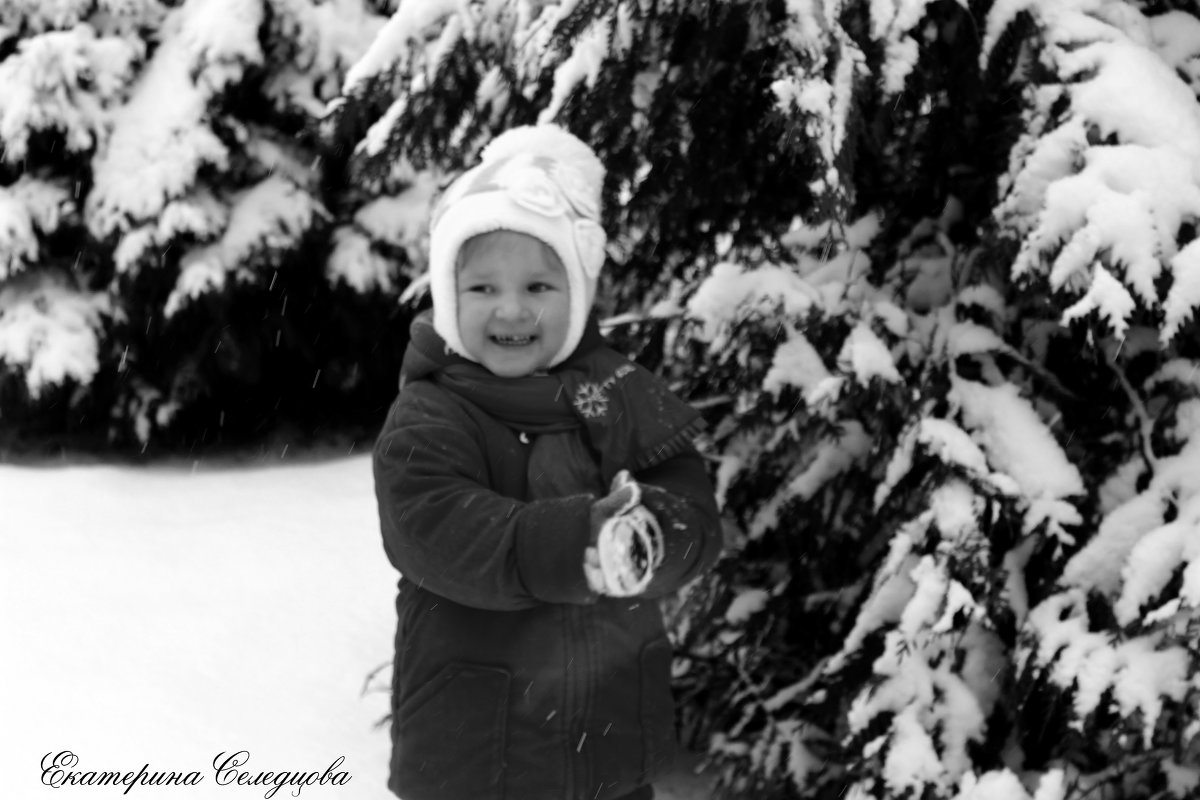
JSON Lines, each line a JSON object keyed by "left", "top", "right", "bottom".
{"left": 455, "top": 230, "right": 572, "bottom": 378}
{"left": 373, "top": 124, "right": 723, "bottom": 800}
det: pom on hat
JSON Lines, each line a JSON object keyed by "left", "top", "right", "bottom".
{"left": 428, "top": 124, "right": 606, "bottom": 368}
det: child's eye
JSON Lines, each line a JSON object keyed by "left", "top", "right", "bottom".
{"left": 464, "top": 284, "right": 493, "bottom": 294}
{"left": 528, "top": 282, "right": 556, "bottom": 293}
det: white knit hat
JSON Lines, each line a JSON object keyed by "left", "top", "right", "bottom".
{"left": 428, "top": 124, "right": 607, "bottom": 368}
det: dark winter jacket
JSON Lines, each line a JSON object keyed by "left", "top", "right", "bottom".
{"left": 373, "top": 313, "right": 722, "bottom": 800}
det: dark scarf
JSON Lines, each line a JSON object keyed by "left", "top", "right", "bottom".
{"left": 399, "top": 311, "right": 703, "bottom": 480}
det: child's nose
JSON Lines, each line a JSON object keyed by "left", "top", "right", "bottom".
{"left": 494, "top": 295, "right": 531, "bottom": 321}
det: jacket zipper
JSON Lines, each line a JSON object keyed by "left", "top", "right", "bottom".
{"left": 569, "top": 603, "right": 598, "bottom": 800}
{"left": 563, "top": 604, "right": 577, "bottom": 799}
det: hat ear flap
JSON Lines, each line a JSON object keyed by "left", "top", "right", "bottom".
{"left": 574, "top": 219, "right": 606, "bottom": 279}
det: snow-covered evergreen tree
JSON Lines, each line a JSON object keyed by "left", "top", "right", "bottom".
{"left": 333, "top": 0, "right": 1200, "bottom": 797}
{"left": 5, "top": 0, "right": 1199, "bottom": 796}
{"left": 0, "top": 0, "right": 404, "bottom": 448}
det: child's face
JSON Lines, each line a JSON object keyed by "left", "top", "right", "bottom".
{"left": 456, "top": 231, "right": 571, "bottom": 377}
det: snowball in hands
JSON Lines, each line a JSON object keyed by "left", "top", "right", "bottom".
{"left": 585, "top": 470, "right": 664, "bottom": 597}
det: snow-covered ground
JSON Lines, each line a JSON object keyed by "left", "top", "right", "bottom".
{"left": 0, "top": 453, "right": 712, "bottom": 799}
{"left": 1, "top": 454, "right": 395, "bottom": 799}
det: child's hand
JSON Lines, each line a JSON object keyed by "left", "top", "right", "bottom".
{"left": 585, "top": 470, "right": 664, "bottom": 596}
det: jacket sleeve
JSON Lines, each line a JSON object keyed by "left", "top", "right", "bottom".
{"left": 373, "top": 383, "right": 598, "bottom": 610}
{"left": 634, "top": 447, "right": 724, "bottom": 598}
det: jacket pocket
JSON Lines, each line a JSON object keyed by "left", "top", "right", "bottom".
{"left": 392, "top": 662, "right": 510, "bottom": 800}
{"left": 639, "top": 638, "right": 678, "bottom": 779}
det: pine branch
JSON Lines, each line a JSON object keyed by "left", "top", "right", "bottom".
{"left": 1071, "top": 748, "right": 1174, "bottom": 799}
{"left": 687, "top": 394, "right": 735, "bottom": 411}
{"left": 598, "top": 308, "right": 684, "bottom": 330}
{"left": 1106, "top": 345, "right": 1158, "bottom": 471}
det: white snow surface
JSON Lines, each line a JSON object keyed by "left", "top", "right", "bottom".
{"left": 0, "top": 453, "right": 714, "bottom": 800}
{"left": 0, "top": 454, "right": 398, "bottom": 799}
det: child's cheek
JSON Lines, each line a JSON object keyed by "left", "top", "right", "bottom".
{"left": 458, "top": 294, "right": 484, "bottom": 316}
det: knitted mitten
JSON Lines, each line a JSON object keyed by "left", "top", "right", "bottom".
{"left": 585, "top": 471, "right": 664, "bottom": 596}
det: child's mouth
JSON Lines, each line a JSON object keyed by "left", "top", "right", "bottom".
{"left": 490, "top": 334, "right": 537, "bottom": 347}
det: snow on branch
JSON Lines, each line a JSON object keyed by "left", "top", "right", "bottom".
{"left": 836, "top": 539, "right": 1005, "bottom": 797}
{"left": 340, "top": 0, "right": 462, "bottom": 95}
{"left": 112, "top": 190, "right": 229, "bottom": 275}
{"left": 327, "top": 226, "right": 395, "bottom": 294}
{"left": 86, "top": 0, "right": 273, "bottom": 239}
{"left": 1025, "top": 589, "right": 1189, "bottom": 747}
{"left": 996, "top": 2, "right": 1200, "bottom": 344}
{"left": 686, "top": 260, "right": 822, "bottom": 348}
{"left": 538, "top": 5, "right": 632, "bottom": 124}
{"left": 1063, "top": 403, "right": 1200, "bottom": 612}
{"left": 173, "top": 0, "right": 264, "bottom": 95}
{"left": 1024, "top": 387, "right": 1200, "bottom": 767}
{"left": 687, "top": 216, "right": 879, "bottom": 353}
{"left": 747, "top": 421, "right": 871, "bottom": 540}
{"left": 0, "top": 24, "right": 141, "bottom": 162}
{"left": 874, "top": 418, "right": 996, "bottom": 511}
{"left": 770, "top": 28, "right": 865, "bottom": 200}
{"left": 353, "top": 172, "right": 437, "bottom": 252}
{"left": 837, "top": 321, "right": 902, "bottom": 386}
{"left": 1162, "top": 240, "right": 1200, "bottom": 341}
{"left": 950, "top": 376, "right": 1084, "bottom": 541}
{"left": 86, "top": 34, "right": 224, "bottom": 237}
{"left": 262, "top": 0, "right": 386, "bottom": 117}
{"left": 0, "top": 177, "right": 74, "bottom": 281}
{"left": 0, "top": 0, "right": 164, "bottom": 35}
{"left": 164, "top": 176, "right": 327, "bottom": 317}
{"left": 0, "top": 271, "right": 108, "bottom": 399}
{"left": 982, "top": 9, "right": 1200, "bottom": 764}
{"left": 773, "top": 0, "right": 956, "bottom": 202}
{"left": 762, "top": 330, "right": 831, "bottom": 399}
{"left": 868, "top": 0, "right": 943, "bottom": 94}
{"left": 327, "top": 171, "right": 439, "bottom": 292}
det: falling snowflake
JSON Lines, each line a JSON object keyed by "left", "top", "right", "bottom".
{"left": 574, "top": 382, "right": 609, "bottom": 418}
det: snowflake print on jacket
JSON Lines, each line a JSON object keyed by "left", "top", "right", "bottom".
{"left": 572, "top": 363, "right": 635, "bottom": 419}
{"left": 573, "top": 382, "right": 609, "bottom": 418}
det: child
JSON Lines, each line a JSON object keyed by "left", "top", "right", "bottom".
{"left": 373, "top": 124, "right": 722, "bottom": 800}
